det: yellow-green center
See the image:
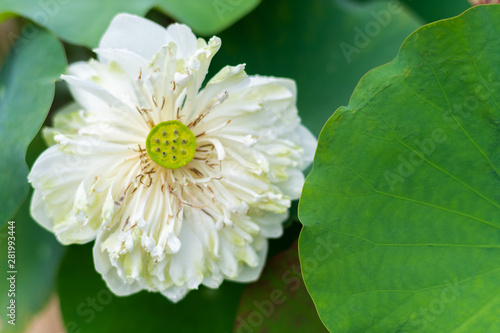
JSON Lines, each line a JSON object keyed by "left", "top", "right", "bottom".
{"left": 146, "top": 121, "right": 197, "bottom": 169}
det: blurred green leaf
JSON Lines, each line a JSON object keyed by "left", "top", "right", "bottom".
{"left": 0, "top": 131, "right": 66, "bottom": 332}
{"left": 355, "top": 0, "right": 471, "bottom": 23}
{"left": 58, "top": 243, "right": 246, "bottom": 333}
{"left": 0, "top": 194, "right": 65, "bottom": 332}
{"left": 0, "top": 0, "right": 151, "bottom": 48}
{"left": 0, "top": 0, "right": 260, "bottom": 48}
{"left": 299, "top": 5, "right": 500, "bottom": 332}
{"left": 155, "top": 0, "right": 261, "bottom": 36}
{"left": 400, "top": 0, "right": 471, "bottom": 22}
{"left": 233, "top": 241, "right": 328, "bottom": 333}
{"left": 211, "top": 0, "right": 422, "bottom": 136}
{"left": 0, "top": 25, "right": 66, "bottom": 228}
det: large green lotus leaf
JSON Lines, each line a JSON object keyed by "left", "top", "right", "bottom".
{"left": 0, "top": 0, "right": 150, "bottom": 48}
{"left": 155, "top": 0, "right": 261, "bottom": 36}
{"left": 0, "top": 0, "right": 260, "bottom": 48}
{"left": 233, "top": 242, "right": 328, "bottom": 333}
{"left": 58, "top": 243, "right": 246, "bottom": 332}
{"left": 211, "top": 0, "right": 422, "bottom": 136}
{"left": 0, "top": 26, "right": 66, "bottom": 228}
{"left": 299, "top": 4, "right": 500, "bottom": 332}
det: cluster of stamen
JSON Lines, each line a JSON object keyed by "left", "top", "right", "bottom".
{"left": 131, "top": 84, "right": 229, "bottom": 204}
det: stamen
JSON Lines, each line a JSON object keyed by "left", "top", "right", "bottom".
{"left": 187, "top": 91, "right": 229, "bottom": 129}
{"left": 135, "top": 106, "right": 155, "bottom": 128}
{"left": 161, "top": 97, "right": 166, "bottom": 111}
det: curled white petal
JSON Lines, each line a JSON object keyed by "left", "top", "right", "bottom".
{"left": 99, "top": 14, "right": 170, "bottom": 60}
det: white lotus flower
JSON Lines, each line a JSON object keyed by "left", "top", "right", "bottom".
{"left": 28, "top": 13, "right": 316, "bottom": 302}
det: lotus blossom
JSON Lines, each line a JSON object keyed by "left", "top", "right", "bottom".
{"left": 28, "top": 13, "right": 316, "bottom": 302}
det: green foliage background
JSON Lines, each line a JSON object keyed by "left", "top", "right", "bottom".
{"left": 2, "top": 0, "right": 498, "bottom": 332}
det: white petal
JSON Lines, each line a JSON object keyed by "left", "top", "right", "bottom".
{"left": 169, "top": 222, "right": 204, "bottom": 288}
{"left": 93, "top": 235, "right": 143, "bottom": 296}
{"left": 67, "top": 61, "right": 94, "bottom": 78}
{"left": 42, "top": 103, "right": 83, "bottom": 146}
{"left": 28, "top": 146, "right": 109, "bottom": 244}
{"left": 52, "top": 133, "right": 131, "bottom": 155}
{"left": 62, "top": 74, "right": 132, "bottom": 113}
{"left": 249, "top": 210, "right": 287, "bottom": 239}
{"left": 161, "top": 284, "right": 190, "bottom": 303}
{"left": 64, "top": 62, "right": 107, "bottom": 112}
{"left": 297, "top": 124, "right": 317, "bottom": 169}
{"left": 99, "top": 14, "right": 169, "bottom": 60}
{"left": 275, "top": 168, "right": 305, "bottom": 200}
{"left": 192, "top": 65, "right": 247, "bottom": 120}
{"left": 94, "top": 48, "right": 148, "bottom": 78}
{"left": 165, "top": 23, "right": 198, "bottom": 59}
{"left": 229, "top": 238, "right": 268, "bottom": 283}
{"left": 196, "top": 73, "right": 297, "bottom": 139}
{"left": 30, "top": 189, "right": 54, "bottom": 231}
